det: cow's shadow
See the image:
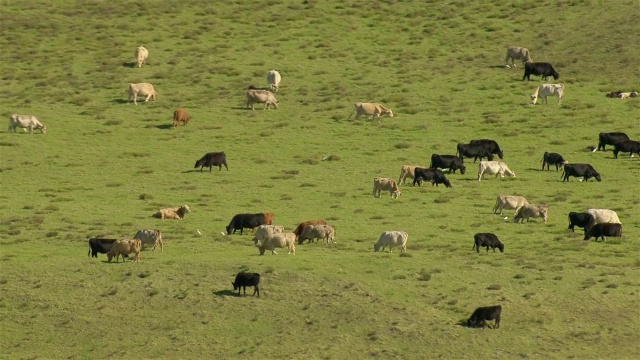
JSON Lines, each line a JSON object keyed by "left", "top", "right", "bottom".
{"left": 214, "top": 290, "right": 241, "bottom": 297}
{"left": 232, "top": 106, "right": 252, "bottom": 111}
{"left": 111, "top": 99, "right": 129, "bottom": 104}
{"left": 122, "top": 61, "right": 138, "bottom": 68}
{"left": 182, "top": 169, "right": 207, "bottom": 174}
{"left": 155, "top": 124, "right": 173, "bottom": 130}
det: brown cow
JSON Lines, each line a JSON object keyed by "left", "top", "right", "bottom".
{"left": 293, "top": 219, "right": 328, "bottom": 237}
{"left": 107, "top": 239, "right": 142, "bottom": 263}
{"left": 173, "top": 108, "right": 190, "bottom": 128}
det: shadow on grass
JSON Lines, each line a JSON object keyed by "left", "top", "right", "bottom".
{"left": 122, "top": 61, "right": 138, "bottom": 68}
{"left": 214, "top": 289, "right": 242, "bottom": 297}
{"left": 111, "top": 99, "right": 130, "bottom": 105}
{"left": 231, "top": 106, "right": 252, "bottom": 111}
{"left": 155, "top": 124, "right": 173, "bottom": 130}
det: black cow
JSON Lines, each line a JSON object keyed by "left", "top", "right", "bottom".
{"left": 456, "top": 143, "right": 494, "bottom": 163}
{"left": 226, "top": 213, "right": 268, "bottom": 235}
{"left": 597, "top": 132, "right": 629, "bottom": 151}
{"left": 522, "top": 62, "right": 559, "bottom": 81}
{"left": 562, "top": 163, "right": 601, "bottom": 182}
{"left": 568, "top": 212, "right": 594, "bottom": 232}
{"left": 613, "top": 140, "right": 640, "bottom": 159}
{"left": 195, "top": 152, "right": 228, "bottom": 172}
{"left": 472, "top": 233, "right": 504, "bottom": 253}
{"left": 467, "top": 305, "right": 502, "bottom": 329}
{"left": 232, "top": 272, "right": 260, "bottom": 297}
{"left": 88, "top": 238, "right": 120, "bottom": 258}
{"left": 412, "top": 168, "right": 452, "bottom": 188}
{"left": 430, "top": 154, "right": 466, "bottom": 174}
{"left": 541, "top": 152, "right": 567, "bottom": 171}
{"left": 584, "top": 223, "right": 622, "bottom": 242}
{"left": 469, "top": 139, "right": 504, "bottom": 159}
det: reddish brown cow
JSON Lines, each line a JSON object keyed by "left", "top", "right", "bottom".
{"left": 173, "top": 108, "right": 190, "bottom": 128}
{"left": 263, "top": 212, "right": 275, "bottom": 226}
{"left": 293, "top": 219, "right": 328, "bottom": 236}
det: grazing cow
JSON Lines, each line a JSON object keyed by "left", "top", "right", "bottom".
{"left": 133, "top": 229, "right": 163, "bottom": 251}
{"left": 195, "top": 152, "right": 228, "bottom": 172}
{"left": 456, "top": 143, "right": 494, "bottom": 163}
{"left": 567, "top": 212, "right": 594, "bottom": 232}
{"left": 467, "top": 305, "right": 502, "bottom": 329}
{"left": 398, "top": 165, "right": 420, "bottom": 185}
{"left": 493, "top": 195, "right": 529, "bottom": 216}
{"left": 613, "top": 140, "right": 640, "bottom": 159}
{"left": 128, "top": 83, "right": 157, "bottom": 105}
{"left": 107, "top": 239, "right": 142, "bottom": 263}
{"left": 584, "top": 223, "right": 622, "bottom": 242}
{"left": 134, "top": 46, "right": 148, "bottom": 68}
{"left": 88, "top": 238, "right": 119, "bottom": 258}
{"left": 513, "top": 204, "right": 549, "bottom": 224}
{"left": 597, "top": 132, "right": 629, "bottom": 151}
{"left": 226, "top": 213, "right": 270, "bottom": 235}
{"left": 523, "top": 62, "right": 560, "bottom": 81}
{"left": 469, "top": 139, "right": 504, "bottom": 159}
{"left": 259, "top": 233, "right": 296, "bottom": 255}
{"left": 562, "top": 163, "right": 601, "bottom": 182}
{"left": 430, "top": 155, "right": 466, "bottom": 174}
{"left": 8, "top": 114, "right": 47, "bottom": 134}
{"left": 373, "top": 231, "right": 409, "bottom": 253}
{"left": 172, "top": 108, "right": 190, "bottom": 128}
{"left": 542, "top": 152, "right": 568, "bottom": 171}
{"left": 293, "top": 220, "right": 328, "bottom": 237}
{"left": 246, "top": 88, "right": 278, "bottom": 110}
{"left": 232, "top": 272, "right": 260, "bottom": 297}
{"left": 347, "top": 102, "right": 394, "bottom": 124}
{"left": 412, "top": 168, "right": 452, "bottom": 187}
{"left": 267, "top": 70, "right": 281, "bottom": 92}
{"left": 472, "top": 233, "right": 504, "bottom": 253}
{"left": 504, "top": 45, "right": 532, "bottom": 68}
{"left": 586, "top": 209, "right": 621, "bottom": 229}
{"left": 252, "top": 225, "right": 285, "bottom": 245}
{"left": 152, "top": 205, "right": 191, "bottom": 220}
{"left": 297, "top": 224, "right": 335, "bottom": 244}
{"left": 477, "top": 161, "right": 516, "bottom": 181}
{"left": 531, "top": 83, "right": 565, "bottom": 105}
{"left": 373, "top": 178, "right": 401, "bottom": 199}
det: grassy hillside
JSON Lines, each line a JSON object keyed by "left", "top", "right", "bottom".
{"left": 1, "top": 0, "right": 639, "bottom": 359}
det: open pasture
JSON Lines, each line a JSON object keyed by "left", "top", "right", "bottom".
{"left": 1, "top": 0, "right": 639, "bottom": 358}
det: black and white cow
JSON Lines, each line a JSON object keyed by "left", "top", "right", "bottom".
{"left": 597, "top": 132, "right": 629, "bottom": 151}
{"left": 584, "top": 223, "right": 622, "bottom": 242}
{"left": 469, "top": 139, "right": 504, "bottom": 159}
{"left": 613, "top": 140, "right": 640, "bottom": 159}
{"left": 567, "top": 212, "right": 594, "bottom": 232}
{"left": 522, "top": 62, "right": 559, "bottom": 81}
{"left": 456, "top": 143, "right": 494, "bottom": 163}
{"left": 429, "top": 154, "right": 466, "bottom": 174}
{"left": 541, "top": 152, "right": 567, "bottom": 171}
{"left": 412, "top": 168, "right": 452, "bottom": 187}
{"left": 467, "top": 305, "right": 502, "bottom": 329}
{"left": 472, "top": 233, "right": 504, "bottom": 253}
{"left": 562, "top": 164, "right": 601, "bottom": 182}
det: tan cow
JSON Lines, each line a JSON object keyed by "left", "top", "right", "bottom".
{"left": 298, "top": 224, "right": 335, "bottom": 244}
{"left": 398, "top": 165, "right": 421, "bottom": 185}
{"left": 347, "top": 102, "right": 394, "bottom": 124}
{"left": 152, "top": 205, "right": 191, "bottom": 220}
{"left": 128, "top": 83, "right": 157, "bottom": 105}
{"left": 8, "top": 114, "right": 47, "bottom": 134}
{"left": 478, "top": 161, "right": 516, "bottom": 181}
{"left": 505, "top": 46, "right": 532, "bottom": 68}
{"left": 133, "top": 229, "right": 163, "bottom": 251}
{"left": 267, "top": 70, "right": 281, "bottom": 92}
{"left": 514, "top": 204, "right": 548, "bottom": 224}
{"left": 252, "top": 225, "right": 285, "bottom": 245}
{"left": 107, "top": 239, "right": 142, "bottom": 263}
{"left": 493, "top": 195, "right": 529, "bottom": 215}
{"left": 259, "top": 233, "right": 296, "bottom": 255}
{"left": 531, "top": 83, "right": 564, "bottom": 105}
{"left": 134, "top": 46, "right": 149, "bottom": 68}
{"left": 172, "top": 108, "right": 190, "bottom": 128}
{"left": 586, "top": 209, "right": 621, "bottom": 225}
{"left": 246, "top": 89, "right": 278, "bottom": 110}
{"left": 373, "top": 178, "right": 401, "bottom": 199}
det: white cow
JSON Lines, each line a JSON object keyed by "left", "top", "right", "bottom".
{"left": 259, "top": 233, "right": 296, "bottom": 255}
{"left": 133, "top": 229, "right": 163, "bottom": 251}
{"left": 252, "top": 225, "right": 285, "bottom": 245}
{"left": 505, "top": 46, "right": 532, "bottom": 68}
{"left": 398, "top": 165, "right": 420, "bottom": 185}
{"left": 8, "top": 114, "right": 47, "bottom": 134}
{"left": 478, "top": 161, "right": 516, "bottom": 181}
{"left": 267, "top": 70, "right": 281, "bottom": 92}
{"left": 246, "top": 89, "right": 278, "bottom": 110}
{"left": 374, "top": 231, "right": 408, "bottom": 253}
{"left": 531, "top": 83, "right": 565, "bottom": 105}
{"left": 373, "top": 178, "right": 401, "bottom": 199}
{"left": 134, "top": 46, "right": 149, "bottom": 68}
{"left": 514, "top": 204, "right": 548, "bottom": 224}
{"left": 347, "top": 102, "right": 394, "bottom": 124}
{"left": 493, "top": 195, "right": 529, "bottom": 215}
{"left": 586, "top": 209, "right": 622, "bottom": 226}
{"left": 128, "top": 83, "right": 157, "bottom": 105}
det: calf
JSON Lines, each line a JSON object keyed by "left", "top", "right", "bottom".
{"left": 613, "top": 140, "right": 640, "bottom": 159}
{"left": 412, "top": 168, "right": 452, "bottom": 187}
{"left": 430, "top": 154, "right": 466, "bottom": 174}
{"left": 597, "top": 132, "right": 629, "bottom": 151}
{"left": 562, "top": 163, "right": 601, "bottom": 182}
{"left": 472, "top": 233, "right": 504, "bottom": 253}
{"left": 523, "top": 62, "right": 559, "bottom": 81}
{"left": 457, "top": 143, "right": 494, "bottom": 163}
{"left": 469, "top": 139, "right": 504, "bottom": 159}
{"left": 232, "top": 272, "right": 260, "bottom": 297}
{"left": 513, "top": 204, "right": 548, "bottom": 224}
{"left": 467, "top": 305, "right": 502, "bottom": 329}
{"left": 195, "top": 152, "right": 228, "bottom": 172}
{"left": 542, "top": 152, "right": 567, "bottom": 171}
{"left": 567, "top": 212, "right": 593, "bottom": 232}
{"left": 584, "top": 223, "right": 622, "bottom": 242}
{"left": 226, "top": 213, "right": 270, "bottom": 235}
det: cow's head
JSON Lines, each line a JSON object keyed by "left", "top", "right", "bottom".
{"left": 386, "top": 109, "right": 394, "bottom": 118}
{"left": 497, "top": 243, "right": 505, "bottom": 253}
{"left": 194, "top": 160, "right": 203, "bottom": 168}
{"left": 505, "top": 168, "right": 516, "bottom": 177}
{"left": 373, "top": 243, "right": 381, "bottom": 252}
{"left": 497, "top": 150, "right": 504, "bottom": 159}
{"left": 593, "top": 172, "right": 602, "bottom": 182}
{"left": 391, "top": 190, "right": 401, "bottom": 199}
{"left": 226, "top": 225, "right": 233, "bottom": 235}
{"left": 40, "top": 125, "right": 47, "bottom": 134}
{"left": 259, "top": 247, "right": 266, "bottom": 255}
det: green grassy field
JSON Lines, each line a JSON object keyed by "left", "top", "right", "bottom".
{"left": 1, "top": 0, "right": 639, "bottom": 359}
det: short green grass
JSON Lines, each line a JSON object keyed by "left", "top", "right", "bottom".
{"left": 1, "top": 0, "right": 639, "bottom": 359}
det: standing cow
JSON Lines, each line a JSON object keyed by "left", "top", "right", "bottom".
{"left": 246, "top": 88, "right": 278, "bottom": 110}
{"left": 128, "top": 83, "right": 157, "bottom": 105}
{"left": 597, "top": 132, "right": 629, "bottom": 151}
{"left": 542, "top": 152, "right": 567, "bottom": 171}
{"left": 173, "top": 108, "right": 190, "bottom": 128}
{"left": 267, "top": 70, "right": 281, "bottom": 92}
{"left": 194, "top": 152, "right": 228, "bottom": 172}
{"left": 613, "top": 140, "right": 640, "bottom": 159}
{"left": 493, "top": 195, "right": 529, "bottom": 216}
{"left": 134, "top": 46, "right": 149, "bottom": 68}
{"left": 347, "top": 102, "right": 394, "bottom": 124}
{"left": 373, "top": 231, "right": 409, "bottom": 253}
{"left": 467, "top": 305, "right": 502, "bottom": 329}
{"left": 584, "top": 223, "right": 622, "bottom": 242}
{"left": 373, "top": 178, "right": 401, "bottom": 199}
{"left": 8, "top": 114, "right": 47, "bottom": 134}
{"left": 562, "top": 163, "right": 601, "bottom": 182}
{"left": 531, "top": 84, "right": 564, "bottom": 105}
{"left": 505, "top": 46, "right": 532, "bottom": 68}
{"left": 513, "top": 204, "right": 549, "bottom": 224}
